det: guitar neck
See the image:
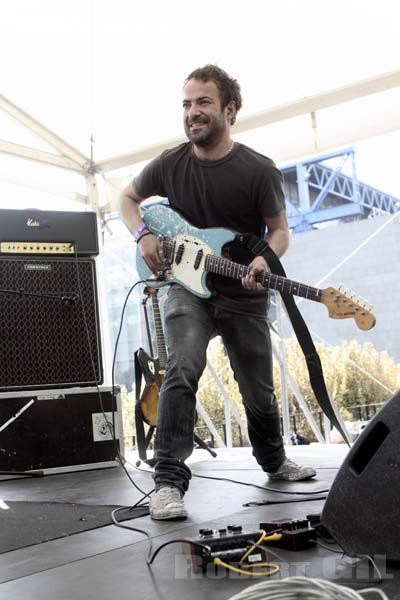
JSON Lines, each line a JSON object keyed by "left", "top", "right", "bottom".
{"left": 205, "top": 254, "right": 322, "bottom": 302}
{"left": 153, "top": 225, "right": 375, "bottom": 332}
{"left": 150, "top": 292, "right": 167, "bottom": 369}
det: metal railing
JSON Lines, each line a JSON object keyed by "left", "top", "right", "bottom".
{"left": 193, "top": 402, "right": 385, "bottom": 447}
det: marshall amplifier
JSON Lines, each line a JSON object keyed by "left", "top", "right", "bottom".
{"left": 0, "top": 208, "right": 99, "bottom": 256}
{"left": 0, "top": 387, "right": 124, "bottom": 473}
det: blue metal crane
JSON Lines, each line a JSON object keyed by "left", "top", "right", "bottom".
{"left": 282, "top": 148, "right": 400, "bottom": 233}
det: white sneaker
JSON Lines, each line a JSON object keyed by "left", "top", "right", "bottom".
{"left": 150, "top": 485, "right": 188, "bottom": 520}
{"left": 267, "top": 458, "right": 317, "bottom": 481}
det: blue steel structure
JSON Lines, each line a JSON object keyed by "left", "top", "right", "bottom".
{"left": 282, "top": 148, "right": 400, "bottom": 233}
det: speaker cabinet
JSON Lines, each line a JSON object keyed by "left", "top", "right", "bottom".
{"left": 321, "top": 391, "right": 400, "bottom": 560}
{"left": 0, "top": 387, "right": 122, "bottom": 472}
{"left": 0, "top": 256, "right": 103, "bottom": 391}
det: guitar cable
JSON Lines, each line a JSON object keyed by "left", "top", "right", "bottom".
{"left": 109, "top": 275, "right": 157, "bottom": 497}
{"left": 71, "top": 244, "right": 156, "bottom": 500}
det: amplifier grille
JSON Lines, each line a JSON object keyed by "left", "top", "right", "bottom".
{"left": 0, "top": 257, "right": 103, "bottom": 390}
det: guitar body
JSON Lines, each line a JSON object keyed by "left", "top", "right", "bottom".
{"left": 137, "top": 347, "right": 162, "bottom": 427}
{"left": 135, "top": 204, "right": 375, "bottom": 330}
{"left": 137, "top": 204, "right": 236, "bottom": 297}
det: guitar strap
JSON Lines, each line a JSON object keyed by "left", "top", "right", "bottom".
{"left": 237, "top": 232, "right": 350, "bottom": 446}
{"left": 134, "top": 351, "right": 151, "bottom": 461}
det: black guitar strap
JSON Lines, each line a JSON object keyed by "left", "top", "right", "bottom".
{"left": 134, "top": 350, "right": 150, "bottom": 461}
{"left": 237, "top": 232, "right": 349, "bottom": 446}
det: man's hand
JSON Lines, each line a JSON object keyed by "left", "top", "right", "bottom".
{"left": 138, "top": 233, "right": 164, "bottom": 274}
{"left": 241, "top": 256, "right": 270, "bottom": 292}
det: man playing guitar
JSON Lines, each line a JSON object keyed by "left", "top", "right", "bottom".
{"left": 119, "top": 64, "right": 316, "bottom": 520}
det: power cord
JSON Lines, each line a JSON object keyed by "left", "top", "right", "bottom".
{"left": 315, "top": 539, "right": 385, "bottom": 586}
{"left": 73, "top": 244, "right": 152, "bottom": 499}
{"left": 110, "top": 507, "right": 211, "bottom": 566}
{"left": 133, "top": 461, "right": 329, "bottom": 508}
{"left": 192, "top": 472, "right": 330, "bottom": 495}
{"left": 108, "top": 276, "right": 153, "bottom": 496}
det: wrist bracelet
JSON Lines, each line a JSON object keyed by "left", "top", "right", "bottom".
{"left": 136, "top": 231, "right": 152, "bottom": 243}
{"left": 134, "top": 222, "right": 150, "bottom": 242}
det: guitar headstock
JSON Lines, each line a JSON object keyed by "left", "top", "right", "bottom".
{"left": 320, "top": 286, "right": 376, "bottom": 331}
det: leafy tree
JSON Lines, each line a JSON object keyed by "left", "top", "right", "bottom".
{"left": 122, "top": 337, "right": 400, "bottom": 449}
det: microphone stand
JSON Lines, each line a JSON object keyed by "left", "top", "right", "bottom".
{"left": 0, "top": 400, "right": 44, "bottom": 477}
{"left": 0, "top": 287, "right": 78, "bottom": 304}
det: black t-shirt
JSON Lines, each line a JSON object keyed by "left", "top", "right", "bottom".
{"left": 133, "top": 142, "right": 286, "bottom": 316}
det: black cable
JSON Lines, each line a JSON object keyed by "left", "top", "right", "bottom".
{"left": 316, "top": 540, "right": 345, "bottom": 554}
{"left": 147, "top": 539, "right": 210, "bottom": 565}
{"left": 72, "top": 245, "right": 153, "bottom": 498}
{"left": 72, "top": 245, "right": 110, "bottom": 426}
{"left": 315, "top": 533, "right": 384, "bottom": 585}
{"left": 135, "top": 459, "right": 331, "bottom": 506}
{"left": 111, "top": 506, "right": 210, "bottom": 565}
{"left": 108, "top": 276, "right": 153, "bottom": 496}
{"left": 136, "top": 461, "right": 331, "bottom": 498}
{"left": 244, "top": 496, "right": 327, "bottom": 507}
{"left": 192, "top": 472, "right": 331, "bottom": 495}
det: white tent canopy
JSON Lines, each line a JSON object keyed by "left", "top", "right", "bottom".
{"left": 2, "top": 0, "right": 400, "bottom": 214}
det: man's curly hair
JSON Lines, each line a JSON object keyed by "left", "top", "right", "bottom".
{"left": 184, "top": 64, "right": 242, "bottom": 125}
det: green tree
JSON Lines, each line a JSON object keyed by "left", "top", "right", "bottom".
{"left": 122, "top": 337, "right": 400, "bottom": 449}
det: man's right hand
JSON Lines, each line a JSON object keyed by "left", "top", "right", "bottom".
{"left": 138, "top": 233, "right": 164, "bottom": 274}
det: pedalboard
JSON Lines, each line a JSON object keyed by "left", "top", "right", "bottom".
{"left": 186, "top": 524, "right": 266, "bottom": 573}
{"left": 185, "top": 519, "right": 317, "bottom": 574}
{"left": 259, "top": 518, "right": 317, "bottom": 550}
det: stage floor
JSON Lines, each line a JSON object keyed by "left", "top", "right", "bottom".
{"left": 0, "top": 445, "right": 398, "bottom": 599}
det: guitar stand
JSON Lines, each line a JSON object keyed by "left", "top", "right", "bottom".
{"left": 134, "top": 287, "right": 217, "bottom": 466}
{"left": 194, "top": 434, "right": 217, "bottom": 458}
{"left": 135, "top": 401, "right": 217, "bottom": 467}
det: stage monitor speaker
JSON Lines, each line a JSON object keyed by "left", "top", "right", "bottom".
{"left": 321, "top": 390, "right": 400, "bottom": 561}
{"left": 0, "top": 256, "right": 103, "bottom": 391}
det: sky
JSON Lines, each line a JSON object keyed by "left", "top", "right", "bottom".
{"left": 1, "top": 0, "right": 400, "bottom": 209}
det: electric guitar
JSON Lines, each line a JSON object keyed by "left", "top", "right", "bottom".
{"left": 136, "top": 287, "right": 167, "bottom": 427}
{"left": 136, "top": 204, "right": 376, "bottom": 331}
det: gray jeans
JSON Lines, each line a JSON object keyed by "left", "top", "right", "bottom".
{"left": 153, "top": 285, "right": 285, "bottom": 494}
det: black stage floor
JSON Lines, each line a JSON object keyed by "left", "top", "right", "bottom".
{"left": 0, "top": 445, "right": 399, "bottom": 600}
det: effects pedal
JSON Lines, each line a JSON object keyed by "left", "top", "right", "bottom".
{"left": 259, "top": 518, "right": 317, "bottom": 550}
{"left": 185, "top": 524, "right": 266, "bottom": 573}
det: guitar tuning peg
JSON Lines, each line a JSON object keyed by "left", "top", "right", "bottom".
{"left": 340, "top": 287, "right": 350, "bottom": 300}
{"left": 359, "top": 296, "right": 367, "bottom": 308}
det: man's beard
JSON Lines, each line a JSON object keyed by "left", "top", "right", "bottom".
{"left": 184, "top": 113, "right": 227, "bottom": 148}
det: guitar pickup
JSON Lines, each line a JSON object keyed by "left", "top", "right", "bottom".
{"left": 175, "top": 243, "right": 185, "bottom": 264}
{"left": 194, "top": 249, "right": 203, "bottom": 270}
